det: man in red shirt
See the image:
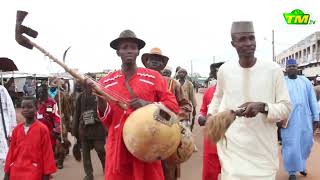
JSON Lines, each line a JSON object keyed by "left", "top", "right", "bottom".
{"left": 198, "top": 62, "right": 224, "bottom": 180}
{"left": 88, "top": 30, "right": 179, "bottom": 180}
{"left": 36, "top": 84, "right": 62, "bottom": 168}
{"left": 4, "top": 96, "right": 56, "bottom": 180}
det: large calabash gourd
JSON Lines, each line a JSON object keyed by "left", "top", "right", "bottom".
{"left": 166, "top": 122, "right": 194, "bottom": 164}
{"left": 123, "top": 103, "right": 181, "bottom": 162}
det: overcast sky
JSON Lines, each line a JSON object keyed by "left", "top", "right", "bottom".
{"left": 1, "top": 0, "right": 319, "bottom": 76}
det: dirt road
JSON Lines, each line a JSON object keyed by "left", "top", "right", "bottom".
{"left": 16, "top": 93, "right": 320, "bottom": 180}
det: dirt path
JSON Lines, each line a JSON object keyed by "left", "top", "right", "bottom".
{"left": 16, "top": 93, "right": 320, "bottom": 180}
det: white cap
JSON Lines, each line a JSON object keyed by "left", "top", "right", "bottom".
{"left": 231, "top": 21, "right": 254, "bottom": 34}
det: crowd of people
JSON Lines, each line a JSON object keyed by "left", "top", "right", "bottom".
{"left": 0, "top": 21, "right": 319, "bottom": 180}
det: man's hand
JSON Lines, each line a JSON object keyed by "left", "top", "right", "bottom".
{"left": 198, "top": 115, "right": 206, "bottom": 126}
{"left": 238, "top": 102, "right": 266, "bottom": 118}
{"left": 129, "top": 98, "right": 151, "bottom": 110}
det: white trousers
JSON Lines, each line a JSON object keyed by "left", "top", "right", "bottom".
{"left": 221, "top": 170, "right": 276, "bottom": 180}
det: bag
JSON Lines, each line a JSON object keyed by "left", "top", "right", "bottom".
{"left": 82, "top": 110, "right": 96, "bottom": 126}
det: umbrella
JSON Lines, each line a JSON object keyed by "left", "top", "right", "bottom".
{"left": 0, "top": 57, "right": 18, "bottom": 72}
{"left": 0, "top": 57, "right": 18, "bottom": 85}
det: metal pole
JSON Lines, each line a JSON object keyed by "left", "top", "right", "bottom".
{"left": 57, "top": 84, "right": 64, "bottom": 143}
{"left": 190, "top": 60, "right": 193, "bottom": 80}
{"left": 213, "top": 56, "right": 215, "bottom": 64}
{"left": 272, "top": 30, "right": 275, "bottom": 62}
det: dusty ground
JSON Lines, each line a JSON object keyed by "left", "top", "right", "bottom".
{"left": 15, "top": 93, "right": 320, "bottom": 180}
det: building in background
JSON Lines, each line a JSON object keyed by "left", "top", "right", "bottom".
{"left": 276, "top": 31, "right": 320, "bottom": 78}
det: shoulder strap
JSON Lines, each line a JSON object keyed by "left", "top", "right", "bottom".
{"left": 125, "top": 80, "right": 136, "bottom": 98}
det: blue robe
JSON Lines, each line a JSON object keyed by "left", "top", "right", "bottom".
{"left": 281, "top": 75, "right": 319, "bottom": 174}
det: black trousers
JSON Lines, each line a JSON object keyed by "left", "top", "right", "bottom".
{"left": 82, "top": 139, "right": 106, "bottom": 177}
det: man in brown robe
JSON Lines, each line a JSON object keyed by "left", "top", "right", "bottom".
{"left": 177, "top": 68, "right": 197, "bottom": 131}
{"left": 48, "top": 77, "right": 72, "bottom": 169}
{"left": 72, "top": 74, "right": 106, "bottom": 180}
{"left": 142, "top": 47, "right": 192, "bottom": 180}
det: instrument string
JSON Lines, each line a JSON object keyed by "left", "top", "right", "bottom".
{"left": 83, "top": 75, "right": 130, "bottom": 104}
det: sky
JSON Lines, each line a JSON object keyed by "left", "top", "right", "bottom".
{"left": 1, "top": 0, "right": 320, "bottom": 77}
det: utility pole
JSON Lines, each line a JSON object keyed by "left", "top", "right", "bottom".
{"left": 272, "top": 29, "right": 275, "bottom": 62}
{"left": 190, "top": 60, "right": 193, "bottom": 79}
{"left": 213, "top": 56, "right": 215, "bottom": 64}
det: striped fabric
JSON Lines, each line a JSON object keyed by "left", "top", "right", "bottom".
{"left": 0, "top": 85, "right": 16, "bottom": 160}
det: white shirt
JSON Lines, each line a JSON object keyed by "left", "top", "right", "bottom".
{"left": 0, "top": 85, "right": 16, "bottom": 160}
{"left": 208, "top": 60, "right": 291, "bottom": 177}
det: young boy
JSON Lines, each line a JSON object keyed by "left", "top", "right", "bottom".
{"left": 3, "top": 96, "right": 56, "bottom": 180}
